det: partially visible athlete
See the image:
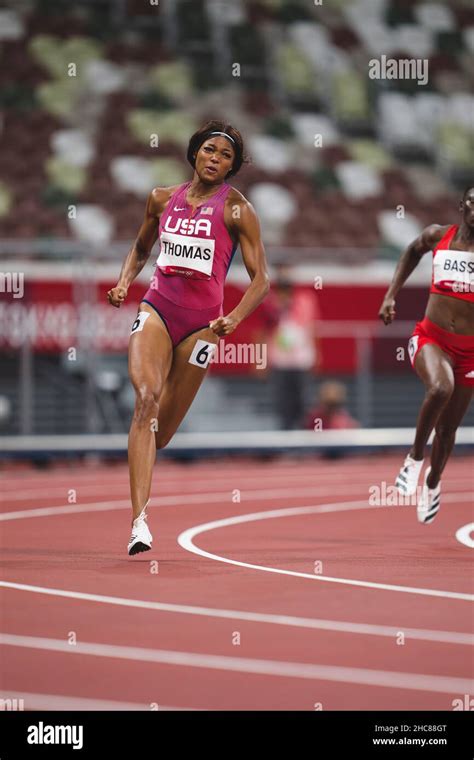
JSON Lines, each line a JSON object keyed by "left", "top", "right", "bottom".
{"left": 107, "top": 120, "right": 270, "bottom": 554}
{"left": 379, "top": 186, "right": 474, "bottom": 524}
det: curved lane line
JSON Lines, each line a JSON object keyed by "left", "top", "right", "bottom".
{"left": 177, "top": 500, "right": 474, "bottom": 602}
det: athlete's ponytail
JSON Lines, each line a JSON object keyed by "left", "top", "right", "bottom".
{"left": 187, "top": 120, "right": 248, "bottom": 178}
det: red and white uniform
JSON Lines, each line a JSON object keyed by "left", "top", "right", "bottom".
{"left": 430, "top": 225, "right": 474, "bottom": 302}
{"left": 408, "top": 225, "right": 474, "bottom": 387}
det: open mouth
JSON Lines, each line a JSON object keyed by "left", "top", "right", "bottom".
{"left": 205, "top": 166, "right": 218, "bottom": 174}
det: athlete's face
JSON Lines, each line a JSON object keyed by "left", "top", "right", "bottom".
{"left": 194, "top": 137, "right": 235, "bottom": 183}
{"left": 460, "top": 187, "right": 474, "bottom": 229}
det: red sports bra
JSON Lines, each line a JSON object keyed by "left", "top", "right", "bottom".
{"left": 430, "top": 225, "right": 474, "bottom": 303}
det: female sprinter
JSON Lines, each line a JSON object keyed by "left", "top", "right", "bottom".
{"left": 379, "top": 186, "right": 474, "bottom": 524}
{"left": 107, "top": 121, "right": 270, "bottom": 554}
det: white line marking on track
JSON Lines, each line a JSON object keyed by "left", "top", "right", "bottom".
{"left": 0, "top": 482, "right": 374, "bottom": 508}
{"left": 1, "top": 581, "right": 471, "bottom": 644}
{"left": 1, "top": 633, "right": 472, "bottom": 695}
{"left": 0, "top": 486, "right": 358, "bottom": 520}
{"left": 0, "top": 488, "right": 472, "bottom": 523}
{"left": 0, "top": 691, "right": 192, "bottom": 711}
{"left": 177, "top": 498, "right": 474, "bottom": 602}
{"left": 2, "top": 473, "right": 472, "bottom": 501}
{"left": 455, "top": 523, "right": 474, "bottom": 550}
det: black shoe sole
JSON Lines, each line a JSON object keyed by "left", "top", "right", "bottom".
{"left": 128, "top": 542, "right": 151, "bottom": 556}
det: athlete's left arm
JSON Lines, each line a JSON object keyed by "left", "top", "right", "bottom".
{"left": 209, "top": 200, "right": 270, "bottom": 336}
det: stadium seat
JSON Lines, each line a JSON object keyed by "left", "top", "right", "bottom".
{"left": 335, "top": 161, "right": 383, "bottom": 200}
{"left": 248, "top": 182, "right": 297, "bottom": 243}
{"left": 127, "top": 109, "right": 197, "bottom": 147}
{"left": 291, "top": 113, "right": 340, "bottom": 147}
{"left": 0, "top": 9, "right": 25, "bottom": 40}
{"left": 0, "top": 182, "right": 12, "bottom": 217}
{"left": 51, "top": 129, "right": 94, "bottom": 167}
{"left": 277, "top": 43, "right": 316, "bottom": 100}
{"left": 415, "top": 2, "right": 455, "bottom": 31}
{"left": 68, "top": 204, "right": 114, "bottom": 245}
{"left": 247, "top": 134, "right": 293, "bottom": 172}
{"left": 377, "top": 209, "right": 422, "bottom": 249}
{"left": 332, "top": 69, "right": 371, "bottom": 127}
{"left": 378, "top": 93, "right": 434, "bottom": 155}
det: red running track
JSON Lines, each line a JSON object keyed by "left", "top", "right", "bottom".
{"left": 0, "top": 453, "right": 473, "bottom": 711}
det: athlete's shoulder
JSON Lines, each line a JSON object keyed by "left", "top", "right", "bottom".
{"left": 420, "top": 223, "right": 453, "bottom": 249}
{"left": 224, "top": 186, "right": 258, "bottom": 226}
{"left": 225, "top": 186, "right": 251, "bottom": 209}
{"left": 148, "top": 184, "right": 184, "bottom": 215}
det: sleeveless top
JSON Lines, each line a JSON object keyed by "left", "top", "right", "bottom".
{"left": 431, "top": 224, "right": 474, "bottom": 303}
{"left": 150, "top": 180, "right": 237, "bottom": 309}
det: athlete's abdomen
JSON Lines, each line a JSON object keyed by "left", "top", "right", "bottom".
{"left": 426, "top": 292, "right": 474, "bottom": 335}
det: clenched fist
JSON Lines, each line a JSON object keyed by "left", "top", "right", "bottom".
{"left": 209, "top": 315, "right": 240, "bottom": 336}
{"left": 378, "top": 296, "right": 396, "bottom": 325}
{"left": 107, "top": 285, "right": 128, "bottom": 308}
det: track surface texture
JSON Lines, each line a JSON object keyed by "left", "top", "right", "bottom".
{"left": 1, "top": 453, "right": 473, "bottom": 711}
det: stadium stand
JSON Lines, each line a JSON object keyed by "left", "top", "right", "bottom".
{"left": 0, "top": 0, "right": 472, "bottom": 257}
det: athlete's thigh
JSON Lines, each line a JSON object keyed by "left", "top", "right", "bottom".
{"left": 156, "top": 327, "right": 219, "bottom": 445}
{"left": 128, "top": 304, "right": 173, "bottom": 394}
{"left": 414, "top": 342, "right": 454, "bottom": 388}
{"left": 435, "top": 384, "right": 472, "bottom": 430}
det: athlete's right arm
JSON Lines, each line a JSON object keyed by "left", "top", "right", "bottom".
{"left": 378, "top": 224, "right": 447, "bottom": 325}
{"left": 107, "top": 188, "right": 169, "bottom": 308}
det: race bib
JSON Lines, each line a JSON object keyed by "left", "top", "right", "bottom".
{"left": 188, "top": 339, "right": 217, "bottom": 368}
{"left": 407, "top": 335, "right": 419, "bottom": 365}
{"left": 433, "top": 249, "right": 474, "bottom": 293}
{"left": 156, "top": 231, "right": 215, "bottom": 280}
{"left": 130, "top": 311, "right": 150, "bottom": 335}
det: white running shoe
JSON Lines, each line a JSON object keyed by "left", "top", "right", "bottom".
{"left": 128, "top": 500, "right": 152, "bottom": 555}
{"left": 417, "top": 467, "right": 441, "bottom": 525}
{"left": 395, "top": 454, "right": 424, "bottom": 496}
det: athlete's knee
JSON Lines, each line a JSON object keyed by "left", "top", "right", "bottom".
{"left": 425, "top": 378, "right": 454, "bottom": 404}
{"left": 133, "top": 384, "right": 160, "bottom": 424}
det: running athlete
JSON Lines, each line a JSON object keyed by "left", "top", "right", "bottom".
{"left": 107, "top": 121, "right": 270, "bottom": 554}
{"left": 378, "top": 187, "right": 474, "bottom": 524}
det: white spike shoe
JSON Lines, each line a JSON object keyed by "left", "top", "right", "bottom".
{"left": 417, "top": 467, "right": 441, "bottom": 525}
{"left": 128, "top": 500, "right": 152, "bottom": 555}
{"left": 395, "top": 454, "right": 424, "bottom": 496}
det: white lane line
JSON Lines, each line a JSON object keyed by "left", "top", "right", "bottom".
{"left": 1, "top": 633, "right": 472, "bottom": 695}
{"left": 3, "top": 474, "right": 472, "bottom": 503}
{"left": 0, "top": 479, "right": 386, "bottom": 505}
{"left": 0, "top": 691, "right": 193, "bottom": 711}
{"left": 8, "top": 471, "right": 470, "bottom": 502}
{"left": 455, "top": 523, "right": 474, "bottom": 550}
{"left": 0, "top": 486, "right": 362, "bottom": 521}
{"left": 1, "top": 457, "right": 468, "bottom": 489}
{"left": 1, "top": 487, "right": 472, "bottom": 523}
{"left": 1, "top": 581, "right": 471, "bottom": 645}
{"left": 177, "top": 498, "right": 474, "bottom": 602}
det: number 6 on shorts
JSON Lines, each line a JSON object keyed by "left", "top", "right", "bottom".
{"left": 189, "top": 339, "right": 217, "bottom": 368}
{"left": 130, "top": 312, "right": 150, "bottom": 335}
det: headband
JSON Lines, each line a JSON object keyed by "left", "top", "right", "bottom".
{"left": 208, "top": 131, "right": 236, "bottom": 145}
